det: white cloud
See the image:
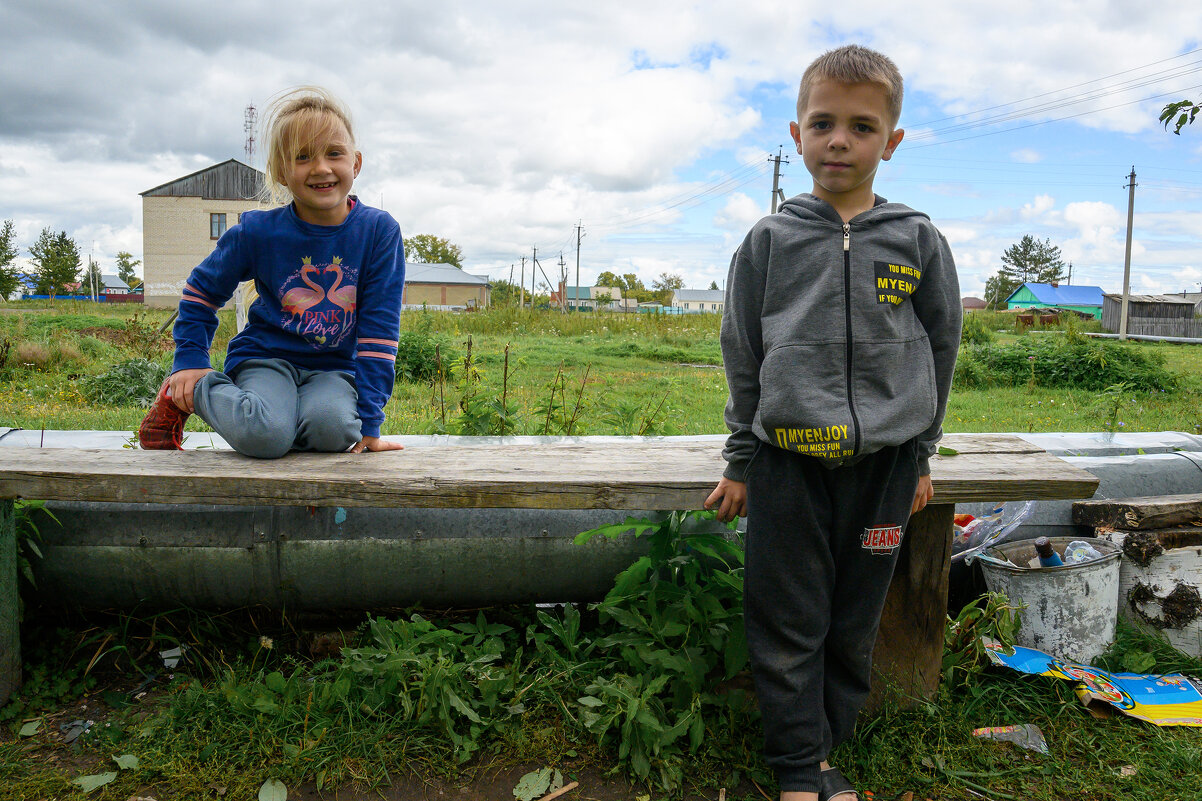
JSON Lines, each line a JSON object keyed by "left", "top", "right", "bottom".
{"left": 1, "top": 1, "right": 1201, "bottom": 292}
{"left": 1020, "top": 195, "right": 1056, "bottom": 221}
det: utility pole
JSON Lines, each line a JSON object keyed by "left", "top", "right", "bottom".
{"left": 558, "top": 251, "right": 567, "bottom": 314}
{"left": 519, "top": 256, "right": 526, "bottom": 309}
{"left": 1119, "top": 167, "right": 1136, "bottom": 341}
{"left": 531, "top": 247, "right": 538, "bottom": 306}
{"left": 575, "top": 221, "right": 584, "bottom": 313}
{"left": 769, "top": 148, "right": 790, "bottom": 213}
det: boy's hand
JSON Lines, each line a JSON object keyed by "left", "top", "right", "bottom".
{"left": 705, "top": 477, "right": 747, "bottom": 523}
{"left": 167, "top": 367, "right": 213, "bottom": 414}
{"left": 912, "top": 474, "right": 934, "bottom": 514}
{"left": 351, "top": 436, "right": 404, "bottom": 453}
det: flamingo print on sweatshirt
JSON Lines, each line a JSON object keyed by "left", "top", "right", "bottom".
{"left": 277, "top": 254, "right": 359, "bottom": 348}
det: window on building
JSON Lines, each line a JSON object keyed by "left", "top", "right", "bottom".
{"left": 712, "top": 303, "right": 717, "bottom": 310}
{"left": 210, "top": 213, "right": 227, "bottom": 239}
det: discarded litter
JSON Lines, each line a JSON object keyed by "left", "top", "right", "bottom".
{"left": 1064, "top": 540, "right": 1105, "bottom": 564}
{"left": 159, "top": 645, "right": 188, "bottom": 668}
{"left": 955, "top": 501, "right": 1036, "bottom": 564}
{"left": 59, "top": 719, "right": 92, "bottom": 743}
{"left": 982, "top": 638, "right": 1202, "bottom": 726}
{"left": 971, "top": 723, "right": 1049, "bottom": 754}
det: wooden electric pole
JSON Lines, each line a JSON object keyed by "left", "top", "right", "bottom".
{"left": 519, "top": 256, "right": 526, "bottom": 309}
{"left": 1119, "top": 167, "right": 1136, "bottom": 341}
{"left": 575, "top": 221, "right": 584, "bottom": 313}
{"left": 769, "top": 148, "right": 790, "bottom": 213}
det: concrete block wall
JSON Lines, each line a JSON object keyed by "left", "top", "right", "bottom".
{"left": 142, "top": 196, "right": 269, "bottom": 308}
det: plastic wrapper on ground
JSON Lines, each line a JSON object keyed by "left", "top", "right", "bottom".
{"left": 982, "top": 638, "right": 1202, "bottom": 726}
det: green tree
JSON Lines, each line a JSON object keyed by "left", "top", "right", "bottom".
{"left": 652, "top": 272, "right": 685, "bottom": 292}
{"left": 83, "top": 256, "right": 103, "bottom": 298}
{"left": 489, "top": 278, "right": 521, "bottom": 307}
{"left": 984, "top": 235, "right": 1067, "bottom": 307}
{"left": 116, "top": 251, "right": 141, "bottom": 287}
{"left": 708, "top": 280, "right": 719, "bottom": 290}
{"left": 593, "top": 290, "right": 614, "bottom": 309}
{"left": 1161, "top": 99, "right": 1200, "bottom": 134}
{"left": 26, "top": 228, "right": 81, "bottom": 299}
{"left": 404, "top": 234, "right": 464, "bottom": 267}
{"left": 0, "top": 219, "right": 19, "bottom": 301}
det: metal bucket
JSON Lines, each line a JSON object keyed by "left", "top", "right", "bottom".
{"left": 980, "top": 537, "right": 1122, "bottom": 662}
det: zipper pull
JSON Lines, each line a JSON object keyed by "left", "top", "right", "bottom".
{"left": 843, "top": 223, "right": 850, "bottom": 252}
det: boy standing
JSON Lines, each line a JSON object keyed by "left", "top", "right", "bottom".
{"left": 705, "top": 45, "right": 961, "bottom": 801}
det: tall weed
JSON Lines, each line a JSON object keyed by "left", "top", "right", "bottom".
{"left": 955, "top": 337, "right": 1177, "bottom": 392}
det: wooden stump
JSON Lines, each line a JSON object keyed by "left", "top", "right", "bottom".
{"left": 0, "top": 500, "right": 18, "bottom": 707}
{"left": 868, "top": 502, "right": 954, "bottom": 711}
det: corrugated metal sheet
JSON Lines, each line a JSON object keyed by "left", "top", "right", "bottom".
{"left": 141, "top": 159, "right": 264, "bottom": 200}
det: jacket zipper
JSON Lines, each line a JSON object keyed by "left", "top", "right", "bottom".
{"left": 843, "top": 223, "right": 861, "bottom": 457}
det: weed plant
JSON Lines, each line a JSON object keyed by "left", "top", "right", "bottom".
{"left": 7, "top": 541, "right": 1202, "bottom": 799}
{"left": 955, "top": 335, "right": 1177, "bottom": 392}
{"left": 80, "top": 358, "right": 167, "bottom": 407}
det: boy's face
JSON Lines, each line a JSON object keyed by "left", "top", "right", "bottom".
{"left": 790, "top": 80, "right": 904, "bottom": 212}
{"left": 284, "top": 117, "right": 362, "bottom": 226}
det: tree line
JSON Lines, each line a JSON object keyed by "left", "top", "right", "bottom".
{"left": 0, "top": 219, "right": 140, "bottom": 301}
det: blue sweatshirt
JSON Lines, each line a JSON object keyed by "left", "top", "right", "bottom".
{"left": 171, "top": 199, "right": 405, "bottom": 438}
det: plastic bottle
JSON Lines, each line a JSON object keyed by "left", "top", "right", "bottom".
{"left": 1034, "top": 537, "right": 1064, "bottom": 567}
{"left": 1063, "top": 540, "right": 1104, "bottom": 564}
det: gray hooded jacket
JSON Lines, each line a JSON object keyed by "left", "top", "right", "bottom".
{"left": 721, "top": 193, "right": 962, "bottom": 479}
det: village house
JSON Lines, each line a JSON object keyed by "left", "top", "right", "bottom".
{"left": 1003, "top": 282, "right": 1105, "bottom": 319}
{"left": 672, "top": 288, "right": 724, "bottom": 314}
{"left": 402, "top": 263, "right": 490, "bottom": 310}
{"left": 550, "top": 283, "right": 624, "bottom": 311}
{"left": 140, "top": 159, "right": 271, "bottom": 308}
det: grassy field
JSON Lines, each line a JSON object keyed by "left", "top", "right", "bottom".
{"left": 4, "top": 301, "right": 1202, "bottom": 800}
{"left": 2, "top": 302, "right": 1200, "bottom": 436}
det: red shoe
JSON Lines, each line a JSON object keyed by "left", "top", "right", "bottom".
{"left": 138, "top": 379, "right": 190, "bottom": 450}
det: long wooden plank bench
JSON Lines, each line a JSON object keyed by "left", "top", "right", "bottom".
{"left": 0, "top": 433, "right": 1099, "bottom": 707}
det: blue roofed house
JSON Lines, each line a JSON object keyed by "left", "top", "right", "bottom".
{"left": 1003, "top": 282, "right": 1105, "bottom": 319}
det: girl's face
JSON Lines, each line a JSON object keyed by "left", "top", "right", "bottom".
{"left": 284, "top": 116, "right": 362, "bottom": 226}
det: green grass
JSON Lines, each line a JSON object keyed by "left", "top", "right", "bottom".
{"left": 4, "top": 301, "right": 1202, "bottom": 798}
{"left": 3, "top": 302, "right": 1202, "bottom": 436}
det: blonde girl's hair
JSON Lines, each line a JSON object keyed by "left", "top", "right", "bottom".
{"left": 797, "top": 45, "right": 904, "bottom": 127}
{"left": 259, "top": 86, "right": 357, "bottom": 205}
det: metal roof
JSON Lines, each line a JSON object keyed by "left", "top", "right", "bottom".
{"left": 674, "top": 289, "right": 725, "bottom": 302}
{"left": 406, "top": 263, "right": 489, "bottom": 286}
{"left": 1006, "top": 283, "right": 1104, "bottom": 306}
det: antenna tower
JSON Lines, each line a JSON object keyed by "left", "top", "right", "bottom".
{"left": 244, "top": 103, "right": 258, "bottom": 162}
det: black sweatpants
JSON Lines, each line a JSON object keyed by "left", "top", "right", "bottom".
{"left": 744, "top": 440, "right": 920, "bottom": 794}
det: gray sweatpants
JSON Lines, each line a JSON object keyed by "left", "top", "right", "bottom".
{"left": 744, "top": 440, "right": 920, "bottom": 794}
{"left": 193, "top": 358, "right": 360, "bottom": 459}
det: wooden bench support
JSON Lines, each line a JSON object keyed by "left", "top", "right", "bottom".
{"left": 1, "top": 500, "right": 18, "bottom": 705}
{"left": 871, "top": 503, "right": 953, "bottom": 710}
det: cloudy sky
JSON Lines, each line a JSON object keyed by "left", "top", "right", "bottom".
{"left": 2, "top": 0, "right": 1201, "bottom": 298}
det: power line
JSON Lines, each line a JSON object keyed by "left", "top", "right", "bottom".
{"left": 911, "top": 48, "right": 1202, "bottom": 130}
{"left": 905, "top": 81, "right": 1202, "bottom": 150}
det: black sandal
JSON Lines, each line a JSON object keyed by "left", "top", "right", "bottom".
{"left": 818, "top": 766, "right": 857, "bottom": 801}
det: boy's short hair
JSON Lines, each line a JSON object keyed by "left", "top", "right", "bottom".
{"left": 797, "top": 45, "right": 904, "bottom": 127}
{"left": 261, "top": 86, "right": 357, "bottom": 205}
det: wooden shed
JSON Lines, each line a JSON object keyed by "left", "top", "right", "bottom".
{"left": 1102, "top": 294, "right": 1202, "bottom": 339}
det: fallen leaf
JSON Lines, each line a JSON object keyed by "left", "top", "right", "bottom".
{"left": 114, "top": 754, "right": 140, "bottom": 770}
{"left": 259, "top": 778, "right": 287, "bottom": 801}
{"left": 18, "top": 719, "right": 42, "bottom": 737}
{"left": 72, "top": 772, "right": 118, "bottom": 794}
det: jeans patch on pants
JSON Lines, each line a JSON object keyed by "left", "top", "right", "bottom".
{"left": 861, "top": 525, "right": 903, "bottom": 555}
